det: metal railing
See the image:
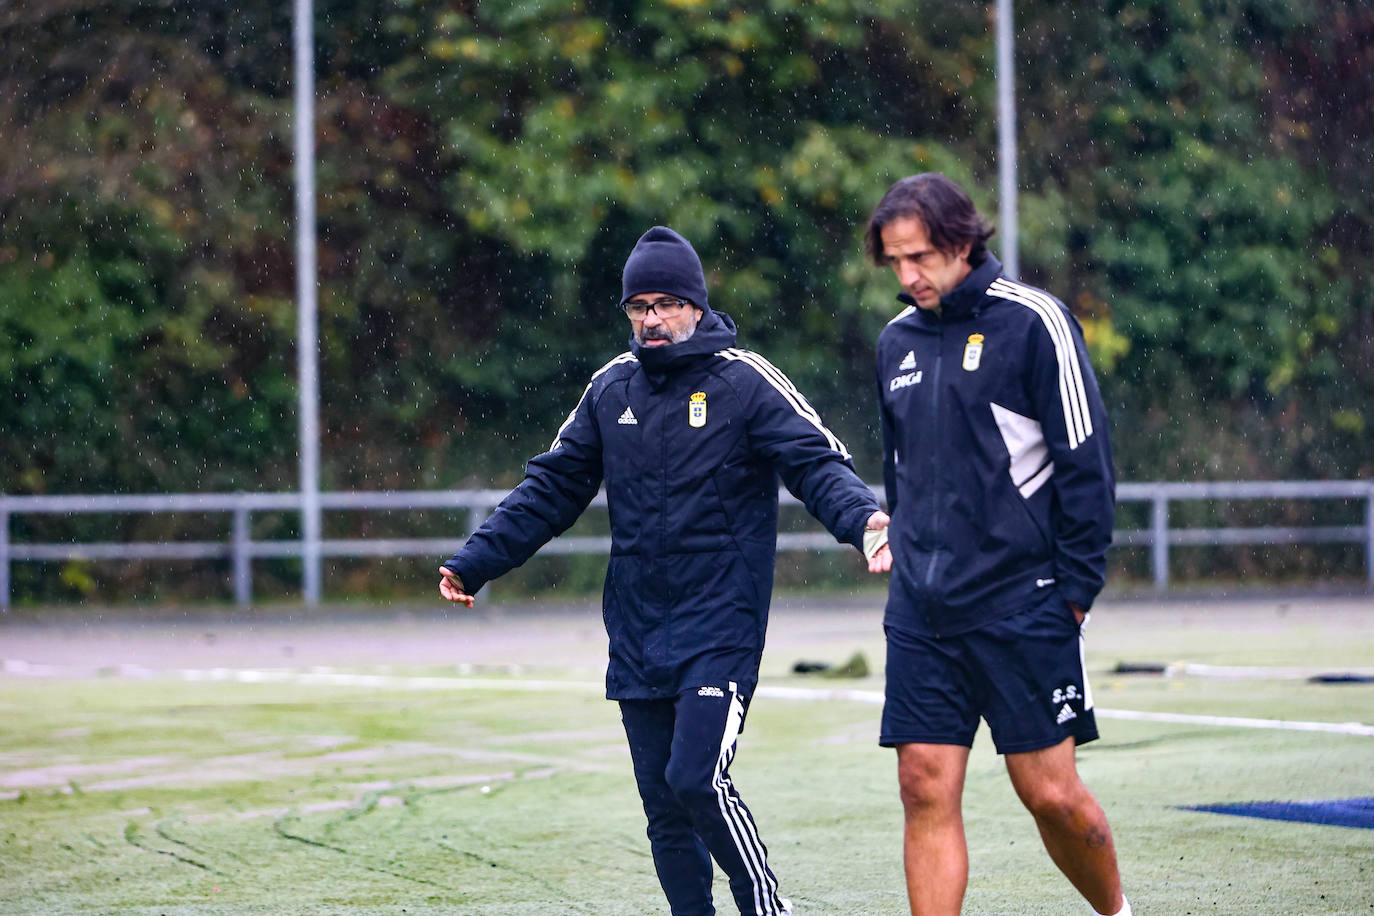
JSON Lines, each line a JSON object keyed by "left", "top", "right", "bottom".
{"left": 1114, "top": 480, "right": 1374, "bottom": 591}
{"left": 2, "top": 480, "right": 1372, "bottom": 608}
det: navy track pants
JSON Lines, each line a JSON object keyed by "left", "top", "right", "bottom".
{"left": 619, "top": 682, "right": 789, "bottom": 916}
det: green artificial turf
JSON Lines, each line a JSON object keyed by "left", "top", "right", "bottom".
{"left": 2, "top": 602, "right": 1372, "bottom": 914}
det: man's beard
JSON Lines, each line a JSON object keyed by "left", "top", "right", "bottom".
{"left": 636, "top": 323, "right": 697, "bottom": 346}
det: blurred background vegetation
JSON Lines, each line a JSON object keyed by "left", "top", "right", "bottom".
{"left": 2, "top": 0, "right": 1371, "bottom": 604}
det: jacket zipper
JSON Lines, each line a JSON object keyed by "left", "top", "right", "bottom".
{"left": 923, "top": 323, "right": 944, "bottom": 588}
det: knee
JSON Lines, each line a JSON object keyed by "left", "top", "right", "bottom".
{"left": 897, "top": 754, "right": 951, "bottom": 815}
{"left": 1016, "top": 779, "right": 1087, "bottom": 824}
{"left": 664, "top": 758, "right": 719, "bottom": 810}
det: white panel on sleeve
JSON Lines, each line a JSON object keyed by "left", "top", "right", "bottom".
{"left": 990, "top": 401, "right": 1055, "bottom": 498}
{"left": 987, "top": 279, "right": 1094, "bottom": 449}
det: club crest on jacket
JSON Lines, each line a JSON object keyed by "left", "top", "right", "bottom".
{"left": 962, "top": 333, "right": 984, "bottom": 371}
{"left": 688, "top": 391, "right": 707, "bottom": 428}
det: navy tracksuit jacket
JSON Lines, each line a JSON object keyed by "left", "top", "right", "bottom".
{"left": 444, "top": 308, "right": 880, "bottom": 699}
{"left": 876, "top": 254, "right": 1115, "bottom": 638}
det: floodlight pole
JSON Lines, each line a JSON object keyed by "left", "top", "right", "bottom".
{"left": 294, "top": 0, "right": 322, "bottom": 605}
{"left": 996, "top": 0, "right": 1018, "bottom": 279}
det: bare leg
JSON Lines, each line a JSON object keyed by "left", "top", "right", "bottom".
{"left": 1005, "top": 738, "right": 1124, "bottom": 914}
{"left": 896, "top": 743, "right": 970, "bottom": 916}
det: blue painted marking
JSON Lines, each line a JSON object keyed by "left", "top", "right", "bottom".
{"left": 1182, "top": 797, "right": 1374, "bottom": 830}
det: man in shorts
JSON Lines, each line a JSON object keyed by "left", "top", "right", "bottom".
{"left": 863, "top": 173, "right": 1131, "bottom": 916}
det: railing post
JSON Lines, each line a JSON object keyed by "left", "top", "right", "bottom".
{"left": 1, "top": 507, "right": 10, "bottom": 611}
{"left": 1366, "top": 484, "right": 1374, "bottom": 591}
{"left": 233, "top": 502, "right": 252, "bottom": 608}
{"left": 465, "top": 499, "right": 490, "bottom": 541}
{"left": 1151, "top": 492, "right": 1170, "bottom": 592}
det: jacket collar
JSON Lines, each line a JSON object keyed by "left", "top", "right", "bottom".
{"left": 896, "top": 253, "right": 1004, "bottom": 325}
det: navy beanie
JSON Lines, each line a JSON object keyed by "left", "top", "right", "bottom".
{"left": 620, "top": 226, "right": 710, "bottom": 311}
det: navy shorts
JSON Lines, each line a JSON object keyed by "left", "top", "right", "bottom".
{"left": 879, "top": 593, "right": 1099, "bottom": 755}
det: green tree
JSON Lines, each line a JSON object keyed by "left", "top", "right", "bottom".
{"left": 1012, "top": 0, "right": 1368, "bottom": 479}
{"left": 1, "top": 0, "right": 300, "bottom": 498}
{"left": 2, "top": 0, "right": 1368, "bottom": 603}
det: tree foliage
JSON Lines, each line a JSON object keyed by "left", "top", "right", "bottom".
{"left": 1, "top": 0, "right": 1370, "bottom": 599}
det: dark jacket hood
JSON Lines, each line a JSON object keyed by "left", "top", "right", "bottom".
{"left": 630, "top": 308, "right": 738, "bottom": 378}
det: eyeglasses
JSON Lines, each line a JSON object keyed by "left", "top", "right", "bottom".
{"left": 623, "top": 297, "right": 692, "bottom": 320}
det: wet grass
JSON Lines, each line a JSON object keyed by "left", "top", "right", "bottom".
{"left": 1, "top": 610, "right": 1372, "bottom": 914}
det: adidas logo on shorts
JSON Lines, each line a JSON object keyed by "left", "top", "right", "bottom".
{"left": 697, "top": 686, "right": 724, "bottom": 698}
{"left": 1056, "top": 703, "right": 1077, "bottom": 724}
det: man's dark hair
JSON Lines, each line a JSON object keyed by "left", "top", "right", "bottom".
{"left": 864, "top": 173, "right": 996, "bottom": 267}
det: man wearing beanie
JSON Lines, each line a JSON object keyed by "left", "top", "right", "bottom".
{"left": 439, "top": 226, "right": 890, "bottom": 915}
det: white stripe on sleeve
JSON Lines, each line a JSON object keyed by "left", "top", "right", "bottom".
{"left": 549, "top": 352, "right": 637, "bottom": 451}
{"left": 716, "top": 348, "right": 852, "bottom": 460}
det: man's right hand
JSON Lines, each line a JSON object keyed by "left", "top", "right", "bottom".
{"left": 863, "top": 510, "right": 892, "bottom": 573}
{"left": 439, "top": 566, "right": 475, "bottom": 608}
{"left": 866, "top": 542, "right": 893, "bottom": 574}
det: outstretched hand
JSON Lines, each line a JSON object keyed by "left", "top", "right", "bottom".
{"left": 438, "top": 566, "right": 475, "bottom": 608}
{"left": 867, "top": 543, "right": 892, "bottom": 573}
{"left": 863, "top": 510, "right": 893, "bottom": 574}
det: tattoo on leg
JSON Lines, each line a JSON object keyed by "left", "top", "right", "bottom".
{"left": 1084, "top": 826, "right": 1110, "bottom": 849}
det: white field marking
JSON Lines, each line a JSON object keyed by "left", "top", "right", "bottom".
{"left": 483, "top": 727, "right": 625, "bottom": 744}
{"left": 0, "top": 670, "right": 624, "bottom": 801}
{"left": 1091, "top": 708, "right": 1374, "bottom": 735}
{"left": 2, "top": 755, "right": 182, "bottom": 789}
{"left": 756, "top": 685, "right": 885, "bottom": 705}
{"left": 5, "top": 663, "right": 1372, "bottom": 738}
{"left": 178, "top": 666, "right": 607, "bottom": 694}
{"left": 1168, "top": 662, "right": 1374, "bottom": 680}
{"left": 753, "top": 685, "right": 1374, "bottom": 737}
{"left": 752, "top": 685, "right": 1374, "bottom": 737}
